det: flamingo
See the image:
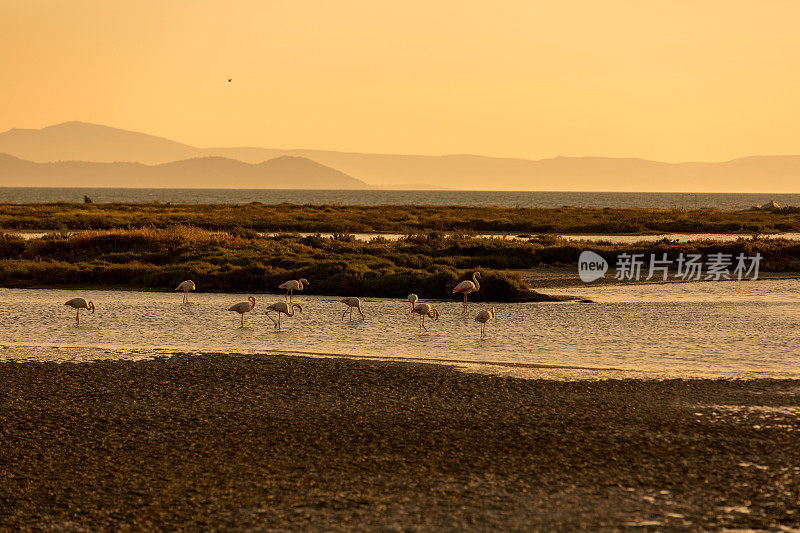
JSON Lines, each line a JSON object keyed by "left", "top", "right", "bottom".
{"left": 452, "top": 271, "right": 481, "bottom": 313}
{"left": 279, "top": 278, "right": 309, "bottom": 302}
{"left": 475, "top": 307, "right": 495, "bottom": 337}
{"left": 340, "top": 297, "right": 364, "bottom": 321}
{"left": 65, "top": 297, "right": 94, "bottom": 325}
{"left": 407, "top": 294, "right": 418, "bottom": 315}
{"left": 265, "top": 301, "right": 302, "bottom": 329}
{"left": 411, "top": 302, "right": 440, "bottom": 331}
{"left": 175, "top": 280, "right": 195, "bottom": 303}
{"left": 228, "top": 297, "right": 256, "bottom": 327}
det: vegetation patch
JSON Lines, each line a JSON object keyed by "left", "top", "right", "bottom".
{"left": 1, "top": 228, "right": 798, "bottom": 299}
{"left": 1, "top": 203, "right": 799, "bottom": 234}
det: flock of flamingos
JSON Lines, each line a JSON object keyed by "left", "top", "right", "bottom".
{"left": 63, "top": 271, "right": 498, "bottom": 337}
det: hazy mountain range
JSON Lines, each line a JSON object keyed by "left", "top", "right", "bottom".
{"left": 1, "top": 122, "right": 799, "bottom": 191}
{"left": 0, "top": 153, "right": 368, "bottom": 190}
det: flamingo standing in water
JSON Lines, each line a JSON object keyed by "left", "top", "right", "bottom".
{"left": 265, "top": 301, "right": 302, "bottom": 329}
{"left": 279, "top": 278, "right": 308, "bottom": 302}
{"left": 175, "top": 280, "right": 195, "bottom": 303}
{"left": 340, "top": 297, "right": 364, "bottom": 321}
{"left": 65, "top": 298, "right": 94, "bottom": 325}
{"left": 407, "top": 294, "right": 418, "bottom": 315}
{"left": 411, "top": 302, "right": 440, "bottom": 331}
{"left": 452, "top": 271, "right": 481, "bottom": 313}
{"left": 475, "top": 307, "right": 495, "bottom": 337}
{"left": 228, "top": 297, "right": 256, "bottom": 327}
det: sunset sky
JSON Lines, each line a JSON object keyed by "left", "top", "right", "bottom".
{"left": 2, "top": 1, "right": 799, "bottom": 162}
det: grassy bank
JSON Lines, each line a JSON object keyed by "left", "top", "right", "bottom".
{"left": 1, "top": 228, "right": 799, "bottom": 297}
{"left": 0, "top": 228, "right": 545, "bottom": 301}
{"left": 1, "top": 202, "right": 800, "bottom": 234}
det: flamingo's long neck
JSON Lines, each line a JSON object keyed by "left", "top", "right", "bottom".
{"left": 472, "top": 273, "right": 480, "bottom": 291}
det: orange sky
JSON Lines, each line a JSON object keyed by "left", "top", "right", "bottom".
{"left": 2, "top": 0, "right": 799, "bottom": 162}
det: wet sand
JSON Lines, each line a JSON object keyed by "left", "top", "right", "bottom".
{"left": 1, "top": 354, "right": 799, "bottom": 531}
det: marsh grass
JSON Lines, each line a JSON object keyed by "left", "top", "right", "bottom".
{"left": 1, "top": 203, "right": 799, "bottom": 234}
{"left": 1, "top": 227, "right": 798, "bottom": 298}
{"left": 0, "top": 228, "right": 537, "bottom": 301}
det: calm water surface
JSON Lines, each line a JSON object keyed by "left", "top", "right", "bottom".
{"left": 1, "top": 187, "right": 799, "bottom": 209}
{"left": 1, "top": 280, "right": 798, "bottom": 379}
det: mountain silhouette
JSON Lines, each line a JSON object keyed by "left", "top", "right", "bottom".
{"left": 0, "top": 153, "right": 368, "bottom": 189}
{"left": 0, "top": 122, "right": 196, "bottom": 165}
{"left": 2, "top": 122, "right": 800, "bottom": 191}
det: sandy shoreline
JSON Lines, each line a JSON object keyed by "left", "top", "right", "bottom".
{"left": 2, "top": 354, "right": 799, "bottom": 531}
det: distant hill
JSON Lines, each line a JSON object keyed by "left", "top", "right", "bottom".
{"left": 2, "top": 122, "right": 800, "bottom": 191}
{"left": 0, "top": 122, "right": 196, "bottom": 165}
{"left": 0, "top": 153, "right": 368, "bottom": 189}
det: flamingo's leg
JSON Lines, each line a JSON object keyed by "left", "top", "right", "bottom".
{"left": 342, "top": 308, "right": 349, "bottom": 320}
{"left": 240, "top": 313, "right": 244, "bottom": 327}
{"left": 266, "top": 312, "right": 278, "bottom": 327}
{"left": 76, "top": 309, "right": 80, "bottom": 325}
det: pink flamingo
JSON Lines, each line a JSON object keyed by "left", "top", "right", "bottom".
{"left": 278, "top": 278, "right": 308, "bottom": 302}
{"left": 407, "top": 294, "right": 418, "bottom": 315}
{"left": 228, "top": 297, "right": 256, "bottom": 327}
{"left": 265, "top": 301, "right": 302, "bottom": 329}
{"left": 175, "top": 280, "right": 195, "bottom": 303}
{"left": 452, "top": 271, "right": 481, "bottom": 313}
{"left": 65, "top": 298, "right": 94, "bottom": 325}
{"left": 475, "top": 307, "right": 495, "bottom": 337}
{"left": 411, "top": 302, "right": 440, "bottom": 331}
{"left": 340, "top": 297, "right": 364, "bottom": 321}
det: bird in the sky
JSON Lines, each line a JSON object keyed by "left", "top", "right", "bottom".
{"left": 228, "top": 78, "right": 232, "bottom": 82}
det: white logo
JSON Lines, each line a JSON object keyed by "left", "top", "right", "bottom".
{"left": 578, "top": 251, "right": 608, "bottom": 283}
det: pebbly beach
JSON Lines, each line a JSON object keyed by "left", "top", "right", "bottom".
{"left": 1, "top": 353, "right": 799, "bottom": 531}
